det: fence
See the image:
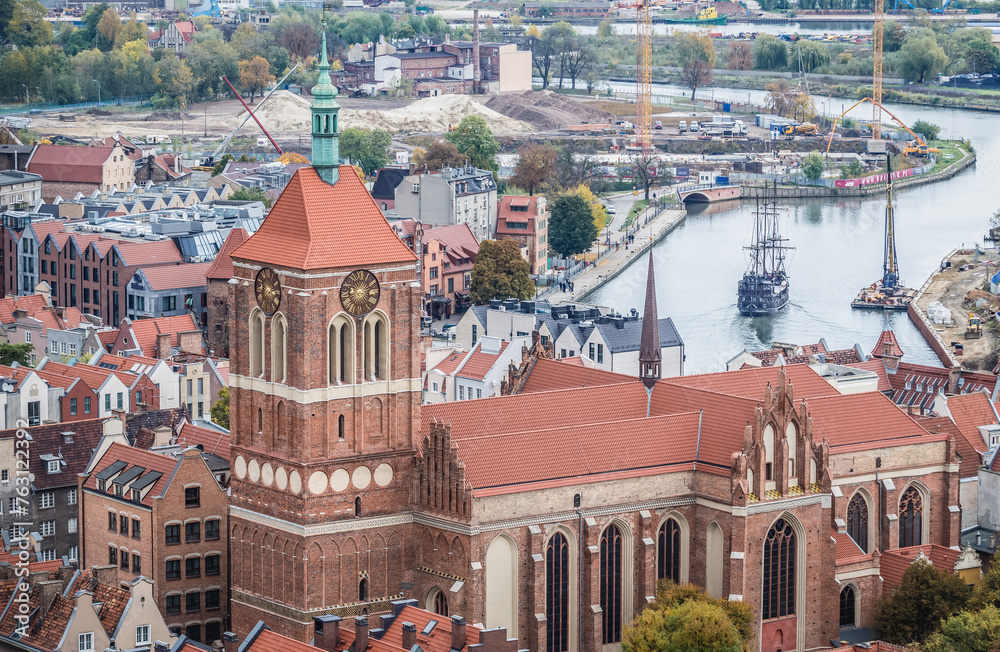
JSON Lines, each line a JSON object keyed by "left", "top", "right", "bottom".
{"left": 0, "top": 95, "right": 153, "bottom": 117}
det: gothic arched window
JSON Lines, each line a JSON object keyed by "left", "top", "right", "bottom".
{"left": 359, "top": 577, "right": 368, "bottom": 601}
{"left": 847, "top": 493, "right": 869, "bottom": 553}
{"left": 899, "top": 486, "right": 923, "bottom": 547}
{"left": 763, "top": 518, "right": 796, "bottom": 620}
{"left": 271, "top": 313, "right": 287, "bottom": 382}
{"left": 433, "top": 589, "right": 448, "bottom": 617}
{"left": 546, "top": 532, "right": 570, "bottom": 652}
{"left": 249, "top": 311, "right": 264, "bottom": 376}
{"left": 600, "top": 524, "right": 623, "bottom": 644}
{"left": 657, "top": 518, "right": 681, "bottom": 582}
{"left": 839, "top": 585, "right": 856, "bottom": 627}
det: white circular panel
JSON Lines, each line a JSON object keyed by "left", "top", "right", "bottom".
{"left": 308, "top": 471, "right": 328, "bottom": 495}
{"left": 352, "top": 466, "right": 372, "bottom": 490}
{"left": 247, "top": 459, "right": 260, "bottom": 482}
{"left": 330, "top": 469, "right": 350, "bottom": 492}
{"left": 234, "top": 455, "right": 247, "bottom": 479}
{"left": 261, "top": 463, "right": 274, "bottom": 486}
{"left": 289, "top": 470, "right": 302, "bottom": 494}
{"left": 374, "top": 463, "right": 393, "bottom": 487}
{"left": 275, "top": 467, "right": 288, "bottom": 490}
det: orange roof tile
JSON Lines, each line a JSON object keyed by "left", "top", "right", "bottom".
{"left": 127, "top": 314, "right": 201, "bottom": 355}
{"left": 381, "top": 606, "right": 482, "bottom": 652}
{"left": 24, "top": 592, "right": 74, "bottom": 650}
{"left": 84, "top": 442, "right": 178, "bottom": 505}
{"left": 88, "top": 579, "right": 130, "bottom": 635}
{"left": 28, "top": 144, "right": 114, "bottom": 183}
{"left": 880, "top": 544, "right": 960, "bottom": 589}
{"left": 40, "top": 359, "right": 139, "bottom": 390}
{"left": 832, "top": 529, "right": 869, "bottom": 564}
{"left": 232, "top": 167, "right": 417, "bottom": 271}
{"left": 428, "top": 350, "right": 466, "bottom": 376}
{"left": 805, "top": 392, "right": 943, "bottom": 449}
{"left": 0, "top": 294, "right": 48, "bottom": 324}
{"left": 205, "top": 228, "right": 248, "bottom": 280}
{"left": 519, "top": 357, "right": 633, "bottom": 393}
{"left": 663, "top": 364, "right": 841, "bottom": 401}
{"left": 456, "top": 341, "right": 510, "bottom": 380}
{"left": 872, "top": 330, "right": 904, "bottom": 358}
{"left": 115, "top": 240, "right": 184, "bottom": 267}
{"left": 176, "top": 422, "right": 230, "bottom": 461}
{"left": 134, "top": 262, "right": 212, "bottom": 291}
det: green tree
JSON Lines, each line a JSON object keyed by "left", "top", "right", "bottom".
{"left": 7, "top": 0, "right": 53, "bottom": 47}
{"left": 752, "top": 34, "right": 788, "bottom": 70}
{"left": 873, "top": 557, "right": 970, "bottom": 645}
{"left": 0, "top": 0, "right": 17, "bottom": 43}
{"left": 511, "top": 143, "right": 557, "bottom": 195}
{"left": 897, "top": 34, "right": 948, "bottom": 83}
{"left": 970, "top": 556, "right": 1000, "bottom": 612}
{"left": 802, "top": 152, "right": 825, "bottom": 181}
{"left": 596, "top": 18, "right": 614, "bottom": 38}
{"left": 964, "top": 38, "right": 1000, "bottom": 74}
{"left": 211, "top": 153, "right": 235, "bottom": 176}
{"left": 882, "top": 21, "right": 906, "bottom": 52}
{"left": 230, "top": 185, "right": 273, "bottom": 208}
{"left": 469, "top": 238, "right": 534, "bottom": 304}
{"left": 911, "top": 119, "right": 941, "bottom": 141}
{"left": 412, "top": 140, "right": 463, "bottom": 170}
{"left": 340, "top": 127, "right": 391, "bottom": 177}
{"left": 0, "top": 342, "right": 32, "bottom": 366}
{"left": 210, "top": 387, "right": 230, "bottom": 429}
{"left": 674, "top": 30, "right": 715, "bottom": 68}
{"left": 113, "top": 16, "right": 148, "bottom": 49}
{"left": 623, "top": 582, "right": 754, "bottom": 652}
{"left": 549, "top": 194, "right": 599, "bottom": 258}
{"left": 237, "top": 55, "right": 275, "bottom": 102}
{"left": 797, "top": 40, "right": 829, "bottom": 72}
{"left": 923, "top": 606, "right": 1000, "bottom": 652}
{"left": 446, "top": 115, "right": 499, "bottom": 175}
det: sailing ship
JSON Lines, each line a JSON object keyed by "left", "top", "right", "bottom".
{"left": 737, "top": 183, "right": 794, "bottom": 317}
{"left": 851, "top": 153, "right": 917, "bottom": 311}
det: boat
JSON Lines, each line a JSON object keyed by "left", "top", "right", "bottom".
{"left": 659, "top": 6, "right": 729, "bottom": 24}
{"left": 737, "top": 183, "right": 794, "bottom": 317}
{"left": 851, "top": 153, "right": 917, "bottom": 311}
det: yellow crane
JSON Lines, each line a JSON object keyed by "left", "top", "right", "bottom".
{"left": 824, "top": 97, "right": 931, "bottom": 155}
{"left": 622, "top": 0, "right": 653, "bottom": 152}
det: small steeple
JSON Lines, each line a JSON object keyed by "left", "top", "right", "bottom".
{"left": 311, "top": 18, "right": 340, "bottom": 185}
{"left": 639, "top": 251, "right": 661, "bottom": 391}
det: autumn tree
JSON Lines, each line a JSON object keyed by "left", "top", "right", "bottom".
{"left": 511, "top": 144, "right": 557, "bottom": 195}
{"left": 631, "top": 151, "right": 671, "bottom": 201}
{"left": 873, "top": 557, "right": 970, "bottom": 645}
{"left": 114, "top": 15, "right": 148, "bottom": 48}
{"left": 238, "top": 56, "right": 274, "bottom": 103}
{"left": 728, "top": 42, "right": 753, "bottom": 70}
{"left": 211, "top": 387, "right": 230, "bottom": 429}
{"left": 469, "top": 238, "right": 534, "bottom": 304}
{"left": 680, "top": 59, "right": 712, "bottom": 100}
{"left": 7, "top": 0, "right": 52, "bottom": 47}
{"left": 340, "top": 127, "right": 391, "bottom": 177}
{"left": 549, "top": 193, "right": 599, "bottom": 258}
{"left": 674, "top": 29, "right": 715, "bottom": 68}
{"left": 623, "top": 582, "right": 753, "bottom": 652}
{"left": 96, "top": 7, "right": 121, "bottom": 51}
{"left": 446, "top": 115, "right": 499, "bottom": 175}
{"left": 277, "top": 21, "right": 318, "bottom": 60}
{"left": 412, "top": 140, "right": 463, "bottom": 170}
{"left": 566, "top": 184, "right": 607, "bottom": 233}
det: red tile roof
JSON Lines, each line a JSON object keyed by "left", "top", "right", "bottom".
{"left": 872, "top": 330, "right": 904, "bottom": 358}
{"left": 807, "top": 392, "right": 946, "bottom": 449}
{"left": 830, "top": 643, "right": 906, "bottom": 652}
{"left": 84, "top": 442, "right": 178, "bottom": 505}
{"left": 456, "top": 340, "right": 510, "bottom": 381}
{"left": 28, "top": 144, "right": 115, "bottom": 184}
{"left": 832, "top": 529, "right": 869, "bottom": 564}
{"left": 519, "top": 357, "right": 633, "bottom": 393}
{"left": 126, "top": 314, "right": 201, "bottom": 355}
{"left": 0, "top": 294, "right": 48, "bottom": 324}
{"left": 380, "top": 606, "right": 482, "bottom": 652}
{"left": 135, "top": 262, "right": 212, "bottom": 291}
{"left": 880, "top": 545, "right": 960, "bottom": 589}
{"left": 24, "top": 592, "right": 74, "bottom": 650}
{"left": 206, "top": 228, "right": 248, "bottom": 280}
{"left": 114, "top": 240, "right": 184, "bottom": 267}
{"left": 944, "top": 391, "right": 997, "bottom": 477}
{"left": 233, "top": 167, "right": 417, "bottom": 271}
{"left": 88, "top": 578, "right": 131, "bottom": 635}
{"left": 663, "top": 364, "right": 841, "bottom": 400}
{"left": 427, "top": 350, "right": 466, "bottom": 376}
{"left": 40, "top": 359, "right": 140, "bottom": 390}
{"left": 847, "top": 359, "right": 892, "bottom": 392}
{"left": 176, "top": 422, "right": 230, "bottom": 460}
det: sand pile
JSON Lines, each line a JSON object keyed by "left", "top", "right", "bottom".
{"left": 235, "top": 90, "right": 531, "bottom": 135}
{"left": 485, "top": 91, "right": 616, "bottom": 130}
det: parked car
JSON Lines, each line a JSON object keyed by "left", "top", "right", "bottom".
{"left": 654, "top": 121, "right": 663, "bottom": 129}
{"left": 678, "top": 120, "right": 687, "bottom": 132}
{"left": 690, "top": 122, "right": 700, "bottom": 132}
{"left": 605, "top": 204, "right": 617, "bottom": 214}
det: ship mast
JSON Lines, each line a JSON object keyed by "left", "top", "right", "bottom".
{"left": 883, "top": 152, "right": 899, "bottom": 289}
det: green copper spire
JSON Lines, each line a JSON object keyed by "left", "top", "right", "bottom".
{"left": 311, "top": 18, "right": 340, "bottom": 185}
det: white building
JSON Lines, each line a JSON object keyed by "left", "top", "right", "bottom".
{"left": 422, "top": 336, "right": 527, "bottom": 403}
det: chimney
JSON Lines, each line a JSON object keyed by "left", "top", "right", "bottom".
{"left": 401, "top": 622, "right": 417, "bottom": 650}
{"left": 472, "top": 9, "right": 481, "bottom": 92}
{"left": 222, "top": 632, "right": 239, "bottom": 652}
{"left": 155, "top": 333, "right": 172, "bottom": 359}
{"left": 178, "top": 330, "right": 202, "bottom": 354}
{"left": 92, "top": 564, "right": 118, "bottom": 586}
{"left": 37, "top": 579, "right": 65, "bottom": 620}
{"left": 154, "top": 642, "right": 171, "bottom": 652}
{"left": 313, "top": 615, "right": 342, "bottom": 651}
{"left": 56, "top": 565, "right": 73, "bottom": 583}
{"left": 354, "top": 616, "right": 369, "bottom": 652}
{"left": 451, "top": 616, "right": 467, "bottom": 651}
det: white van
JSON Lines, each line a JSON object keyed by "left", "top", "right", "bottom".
{"left": 678, "top": 120, "right": 687, "bottom": 132}
{"left": 690, "top": 122, "right": 700, "bottom": 132}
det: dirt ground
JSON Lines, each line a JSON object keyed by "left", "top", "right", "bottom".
{"left": 915, "top": 251, "right": 1000, "bottom": 372}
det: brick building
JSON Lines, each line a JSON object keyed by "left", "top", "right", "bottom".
{"left": 495, "top": 195, "right": 549, "bottom": 275}
{"left": 394, "top": 220, "right": 478, "bottom": 319}
{"left": 205, "top": 228, "right": 248, "bottom": 358}
{"left": 80, "top": 440, "right": 229, "bottom": 644}
{"left": 26, "top": 143, "right": 135, "bottom": 201}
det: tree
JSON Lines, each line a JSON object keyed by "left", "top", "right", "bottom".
{"left": 550, "top": 140, "right": 598, "bottom": 191}
{"left": 765, "top": 79, "right": 801, "bottom": 117}
{"left": 752, "top": 33, "right": 788, "bottom": 70}
{"left": 623, "top": 582, "right": 753, "bottom": 652}
{"left": 970, "top": 555, "right": 1000, "bottom": 612}
{"left": 965, "top": 38, "right": 1000, "bottom": 74}
{"left": 631, "top": 151, "right": 671, "bottom": 201}
{"left": 883, "top": 21, "right": 906, "bottom": 52}
{"left": 797, "top": 40, "right": 829, "bottom": 72}
{"left": 7, "top": 0, "right": 52, "bottom": 47}
{"left": 802, "top": 152, "right": 824, "bottom": 181}
{"left": 566, "top": 183, "right": 607, "bottom": 232}
{"left": 873, "top": 557, "right": 970, "bottom": 644}
{"left": 674, "top": 30, "right": 715, "bottom": 68}
{"left": 211, "top": 387, "right": 230, "bottom": 429}
{"left": 340, "top": 127, "right": 391, "bottom": 177}
{"left": 229, "top": 22, "right": 274, "bottom": 61}
{"left": 446, "top": 115, "right": 499, "bottom": 174}
{"left": 96, "top": 7, "right": 121, "bottom": 50}
{"left": 596, "top": 18, "right": 614, "bottom": 38}
{"left": 278, "top": 151, "right": 309, "bottom": 163}
{"left": 412, "top": 140, "right": 463, "bottom": 170}
{"left": 238, "top": 56, "right": 274, "bottom": 103}
{"left": 0, "top": 342, "right": 32, "bottom": 366}
{"left": 469, "top": 239, "right": 534, "bottom": 304}
{"left": 560, "top": 39, "right": 597, "bottom": 90}
{"left": 0, "top": 0, "right": 15, "bottom": 44}
{"left": 911, "top": 119, "right": 941, "bottom": 141}
{"left": 211, "top": 153, "right": 234, "bottom": 176}
{"left": 897, "top": 34, "right": 948, "bottom": 83}
{"left": 728, "top": 42, "right": 753, "bottom": 71}
{"left": 923, "top": 606, "right": 1000, "bottom": 652}
{"left": 511, "top": 144, "right": 557, "bottom": 195}
{"left": 529, "top": 21, "right": 573, "bottom": 88}
{"left": 680, "top": 59, "right": 712, "bottom": 100}
{"left": 230, "top": 186, "right": 273, "bottom": 208}
{"left": 548, "top": 194, "right": 599, "bottom": 258}
{"left": 276, "top": 21, "right": 318, "bottom": 60}
{"left": 113, "top": 16, "right": 147, "bottom": 48}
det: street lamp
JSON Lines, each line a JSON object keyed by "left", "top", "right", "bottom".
{"left": 22, "top": 85, "right": 28, "bottom": 114}
{"left": 92, "top": 79, "right": 101, "bottom": 106}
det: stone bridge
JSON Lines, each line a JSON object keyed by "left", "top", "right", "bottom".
{"left": 676, "top": 185, "right": 741, "bottom": 203}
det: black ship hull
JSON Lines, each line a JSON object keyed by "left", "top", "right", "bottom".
{"left": 737, "top": 275, "right": 789, "bottom": 316}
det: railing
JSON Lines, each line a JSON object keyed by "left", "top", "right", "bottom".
{"left": 0, "top": 95, "right": 153, "bottom": 116}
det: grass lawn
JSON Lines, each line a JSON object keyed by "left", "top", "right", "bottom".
{"left": 929, "top": 141, "right": 968, "bottom": 174}
{"left": 623, "top": 199, "right": 649, "bottom": 230}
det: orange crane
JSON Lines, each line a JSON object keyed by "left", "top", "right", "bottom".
{"left": 873, "top": 0, "right": 884, "bottom": 138}
{"left": 620, "top": 0, "right": 653, "bottom": 151}
{"left": 824, "top": 97, "right": 934, "bottom": 154}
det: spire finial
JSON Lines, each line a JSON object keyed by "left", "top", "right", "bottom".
{"left": 639, "top": 251, "right": 661, "bottom": 390}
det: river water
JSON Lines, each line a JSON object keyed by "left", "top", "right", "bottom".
{"left": 586, "top": 94, "right": 999, "bottom": 373}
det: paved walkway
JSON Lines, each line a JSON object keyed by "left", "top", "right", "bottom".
{"left": 541, "top": 203, "right": 688, "bottom": 304}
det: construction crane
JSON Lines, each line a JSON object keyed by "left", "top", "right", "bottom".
{"left": 824, "top": 97, "right": 927, "bottom": 154}
{"left": 212, "top": 63, "right": 300, "bottom": 161}
{"left": 619, "top": 0, "right": 653, "bottom": 152}
{"left": 873, "top": 0, "right": 883, "bottom": 139}
{"left": 221, "top": 75, "right": 283, "bottom": 154}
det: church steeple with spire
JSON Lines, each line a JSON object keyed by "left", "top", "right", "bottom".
{"left": 639, "top": 251, "right": 662, "bottom": 390}
{"left": 311, "top": 19, "right": 340, "bottom": 185}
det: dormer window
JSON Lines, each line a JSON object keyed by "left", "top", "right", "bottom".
{"left": 47, "top": 460, "right": 59, "bottom": 474}
{"left": 915, "top": 382, "right": 923, "bottom": 392}
{"left": 97, "top": 479, "right": 106, "bottom": 491}
{"left": 904, "top": 381, "right": 912, "bottom": 390}
{"left": 131, "top": 488, "right": 141, "bottom": 501}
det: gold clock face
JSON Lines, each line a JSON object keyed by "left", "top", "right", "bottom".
{"left": 340, "top": 269, "right": 380, "bottom": 316}
{"left": 254, "top": 268, "right": 281, "bottom": 315}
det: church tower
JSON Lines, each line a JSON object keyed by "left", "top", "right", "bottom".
{"left": 311, "top": 19, "right": 340, "bottom": 185}
{"left": 226, "top": 33, "right": 420, "bottom": 639}
{"left": 638, "top": 251, "right": 661, "bottom": 390}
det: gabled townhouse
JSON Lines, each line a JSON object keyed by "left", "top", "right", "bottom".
{"left": 393, "top": 166, "right": 498, "bottom": 241}
{"left": 0, "top": 566, "right": 176, "bottom": 652}
{"left": 96, "top": 241, "right": 185, "bottom": 327}
{"left": 1, "top": 217, "right": 75, "bottom": 297}
{"left": 38, "top": 358, "right": 161, "bottom": 415}
{"left": 90, "top": 349, "right": 182, "bottom": 410}
{"left": 147, "top": 21, "right": 198, "bottom": 52}
{"left": 109, "top": 315, "right": 203, "bottom": 359}
{"left": 169, "top": 354, "right": 227, "bottom": 420}
{"left": 496, "top": 195, "right": 548, "bottom": 274}
{"left": 4, "top": 305, "right": 96, "bottom": 365}
{"left": 727, "top": 339, "right": 867, "bottom": 371}
{"left": 393, "top": 220, "right": 478, "bottom": 319}
{"left": 0, "top": 364, "right": 61, "bottom": 427}
{"left": 422, "top": 336, "right": 527, "bottom": 404}
{"left": 26, "top": 144, "right": 135, "bottom": 201}
{"left": 127, "top": 262, "right": 212, "bottom": 325}
{"left": 80, "top": 440, "right": 229, "bottom": 644}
